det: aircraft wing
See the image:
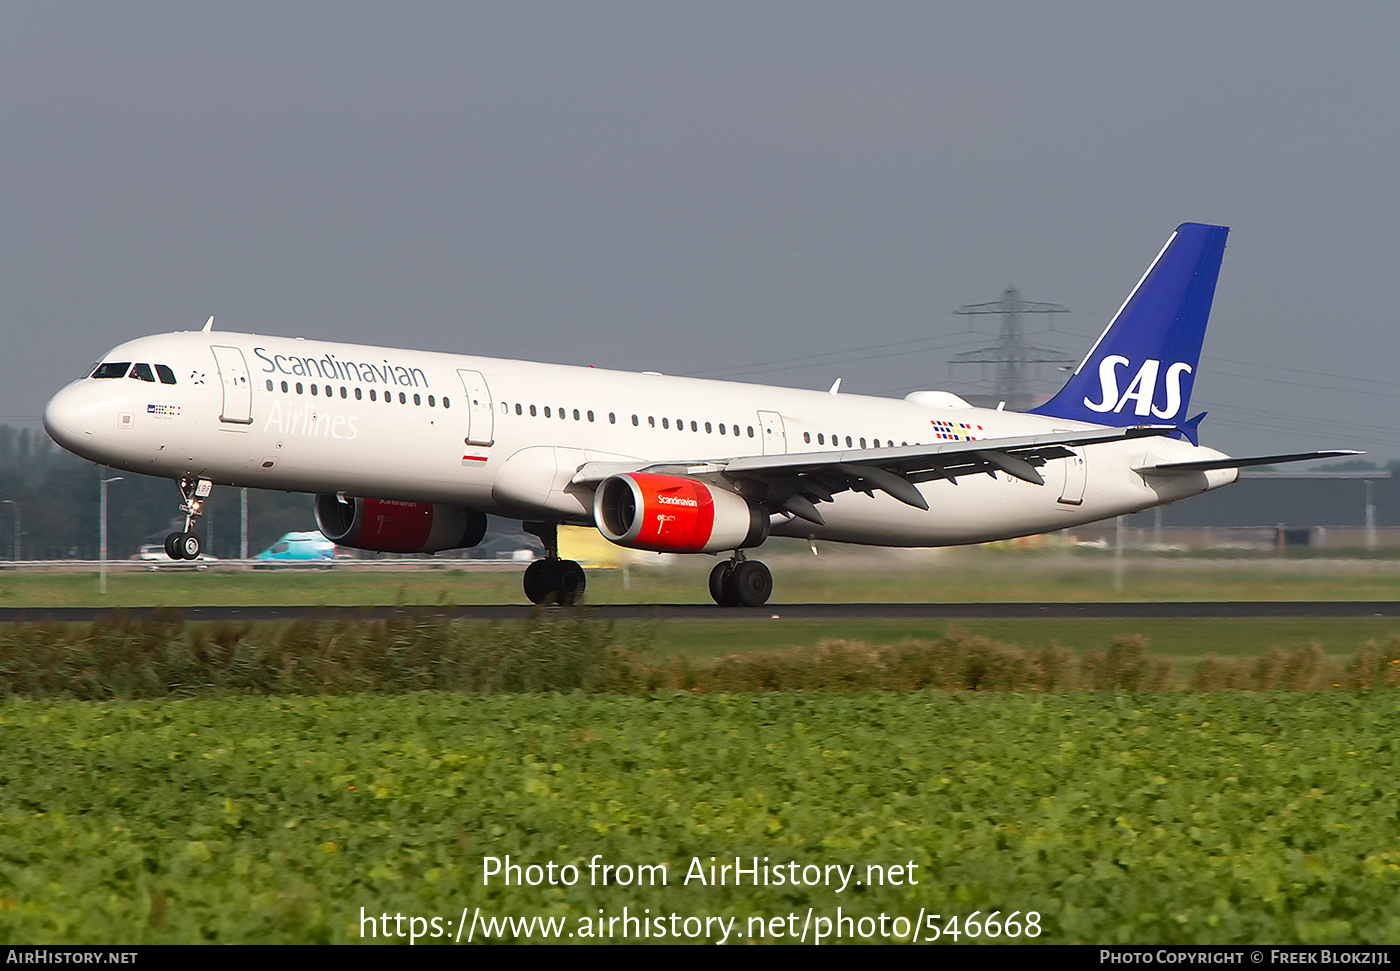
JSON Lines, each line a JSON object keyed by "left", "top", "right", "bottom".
{"left": 1133, "top": 450, "right": 1362, "bottom": 474}
{"left": 572, "top": 425, "right": 1171, "bottom": 525}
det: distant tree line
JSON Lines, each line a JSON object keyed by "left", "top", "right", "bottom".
{"left": 0, "top": 424, "right": 319, "bottom": 560}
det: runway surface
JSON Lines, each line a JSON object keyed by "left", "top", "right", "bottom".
{"left": 3, "top": 601, "right": 1400, "bottom": 623}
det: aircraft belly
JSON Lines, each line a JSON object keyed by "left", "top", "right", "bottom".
{"left": 772, "top": 477, "right": 1077, "bottom": 546}
{"left": 770, "top": 456, "right": 1189, "bottom": 547}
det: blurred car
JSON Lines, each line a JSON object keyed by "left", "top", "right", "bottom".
{"left": 135, "top": 543, "right": 216, "bottom": 569}
{"left": 254, "top": 531, "right": 337, "bottom": 564}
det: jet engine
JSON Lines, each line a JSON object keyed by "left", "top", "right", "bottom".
{"left": 594, "top": 473, "right": 768, "bottom": 553}
{"left": 314, "top": 495, "right": 488, "bottom": 554}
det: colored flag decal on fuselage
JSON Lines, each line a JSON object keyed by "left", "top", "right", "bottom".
{"left": 930, "top": 419, "right": 983, "bottom": 441}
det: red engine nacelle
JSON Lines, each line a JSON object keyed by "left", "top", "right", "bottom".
{"left": 593, "top": 473, "right": 769, "bottom": 554}
{"left": 314, "top": 495, "right": 488, "bottom": 554}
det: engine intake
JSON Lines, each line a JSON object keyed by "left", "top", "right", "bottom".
{"left": 314, "top": 495, "right": 488, "bottom": 554}
{"left": 594, "top": 473, "right": 768, "bottom": 553}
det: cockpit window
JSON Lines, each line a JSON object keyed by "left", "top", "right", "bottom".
{"left": 92, "top": 362, "right": 131, "bottom": 379}
{"left": 129, "top": 363, "right": 156, "bottom": 382}
{"left": 155, "top": 364, "right": 176, "bottom": 385}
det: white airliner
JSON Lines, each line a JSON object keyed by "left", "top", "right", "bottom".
{"left": 43, "top": 224, "right": 1352, "bottom": 606}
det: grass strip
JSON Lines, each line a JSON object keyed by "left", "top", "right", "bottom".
{"left": 2, "top": 613, "right": 1398, "bottom": 699}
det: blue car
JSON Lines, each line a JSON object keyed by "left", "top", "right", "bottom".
{"left": 255, "top": 531, "right": 338, "bottom": 563}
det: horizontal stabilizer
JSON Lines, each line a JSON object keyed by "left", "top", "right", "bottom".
{"left": 1135, "top": 450, "right": 1362, "bottom": 474}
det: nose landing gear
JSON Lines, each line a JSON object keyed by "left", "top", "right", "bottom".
{"left": 164, "top": 477, "right": 212, "bottom": 560}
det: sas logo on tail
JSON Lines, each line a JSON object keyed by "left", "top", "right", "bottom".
{"left": 1084, "top": 356, "right": 1191, "bottom": 419}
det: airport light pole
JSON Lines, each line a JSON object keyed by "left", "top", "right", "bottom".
{"left": 1, "top": 500, "right": 17, "bottom": 562}
{"left": 100, "top": 475, "right": 124, "bottom": 595}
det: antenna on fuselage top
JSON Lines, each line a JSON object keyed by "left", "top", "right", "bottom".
{"left": 202, "top": 316, "right": 214, "bottom": 333}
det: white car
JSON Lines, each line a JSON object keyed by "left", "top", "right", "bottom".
{"left": 135, "top": 543, "right": 217, "bottom": 568}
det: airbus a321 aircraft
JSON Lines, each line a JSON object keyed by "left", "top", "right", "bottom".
{"left": 43, "top": 223, "right": 1352, "bottom": 606}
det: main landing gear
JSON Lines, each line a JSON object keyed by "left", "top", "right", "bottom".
{"left": 164, "top": 477, "right": 211, "bottom": 561}
{"left": 709, "top": 552, "right": 773, "bottom": 608}
{"left": 522, "top": 521, "right": 586, "bottom": 606}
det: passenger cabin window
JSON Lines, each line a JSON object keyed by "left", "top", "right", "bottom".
{"left": 92, "top": 362, "right": 130, "bottom": 379}
{"left": 155, "top": 365, "right": 176, "bottom": 384}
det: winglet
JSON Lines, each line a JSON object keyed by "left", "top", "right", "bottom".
{"left": 202, "top": 316, "right": 214, "bottom": 333}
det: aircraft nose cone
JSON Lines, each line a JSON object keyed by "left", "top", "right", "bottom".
{"left": 43, "top": 383, "right": 94, "bottom": 453}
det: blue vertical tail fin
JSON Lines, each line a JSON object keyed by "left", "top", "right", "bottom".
{"left": 1030, "top": 223, "right": 1229, "bottom": 428}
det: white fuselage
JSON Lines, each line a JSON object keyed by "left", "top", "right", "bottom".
{"left": 43, "top": 330, "right": 1237, "bottom": 548}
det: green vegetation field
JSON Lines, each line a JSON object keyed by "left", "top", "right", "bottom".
{"left": 2, "top": 692, "right": 1397, "bottom": 944}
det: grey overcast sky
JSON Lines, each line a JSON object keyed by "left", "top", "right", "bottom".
{"left": 4, "top": 2, "right": 1397, "bottom": 461}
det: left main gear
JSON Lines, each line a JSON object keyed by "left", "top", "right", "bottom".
{"left": 523, "top": 558, "right": 586, "bottom": 606}
{"left": 708, "top": 557, "right": 772, "bottom": 607}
